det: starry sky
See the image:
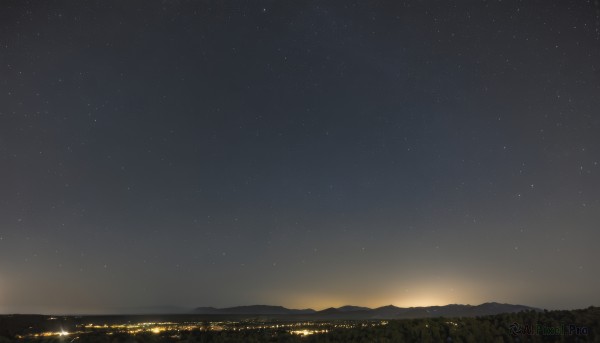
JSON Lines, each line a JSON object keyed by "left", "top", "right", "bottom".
{"left": 1, "top": 0, "right": 600, "bottom": 315}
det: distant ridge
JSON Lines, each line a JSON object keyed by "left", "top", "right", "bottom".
{"left": 337, "top": 305, "right": 371, "bottom": 312}
{"left": 193, "top": 302, "right": 538, "bottom": 319}
{"left": 194, "top": 305, "right": 315, "bottom": 315}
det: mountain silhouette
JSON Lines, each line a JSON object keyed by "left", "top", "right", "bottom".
{"left": 193, "top": 302, "right": 537, "bottom": 319}
{"left": 194, "top": 305, "right": 315, "bottom": 315}
{"left": 337, "top": 305, "right": 371, "bottom": 312}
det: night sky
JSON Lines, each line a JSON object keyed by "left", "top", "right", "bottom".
{"left": 2, "top": 1, "right": 600, "bottom": 315}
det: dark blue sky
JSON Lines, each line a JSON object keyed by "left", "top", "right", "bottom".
{"left": 1, "top": 0, "right": 600, "bottom": 314}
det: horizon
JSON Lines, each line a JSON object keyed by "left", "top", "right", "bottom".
{"left": 2, "top": 1, "right": 599, "bottom": 316}
{"left": 3, "top": 300, "right": 595, "bottom": 316}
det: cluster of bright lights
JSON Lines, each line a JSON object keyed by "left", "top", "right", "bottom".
{"left": 24, "top": 329, "right": 70, "bottom": 338}
{"left": 21, "top": 319, "right": 390, "bottom": 339}
{"left": 290, "top": 329, "right": 329, "bottom": 336}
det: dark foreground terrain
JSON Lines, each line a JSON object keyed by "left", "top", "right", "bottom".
{"left": 1, "top": 307, "right": 598, "bottom": 342}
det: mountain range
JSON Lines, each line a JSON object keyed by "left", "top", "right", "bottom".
{"left": 193, "top": 302, "right": 537, "bottom": 319}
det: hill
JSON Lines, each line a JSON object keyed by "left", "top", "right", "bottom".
{"left": 193, "top": 305, "right": 315, "bottom": 315}
{"left": 193, "top": 302, "right": 538, "bottom": 319}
